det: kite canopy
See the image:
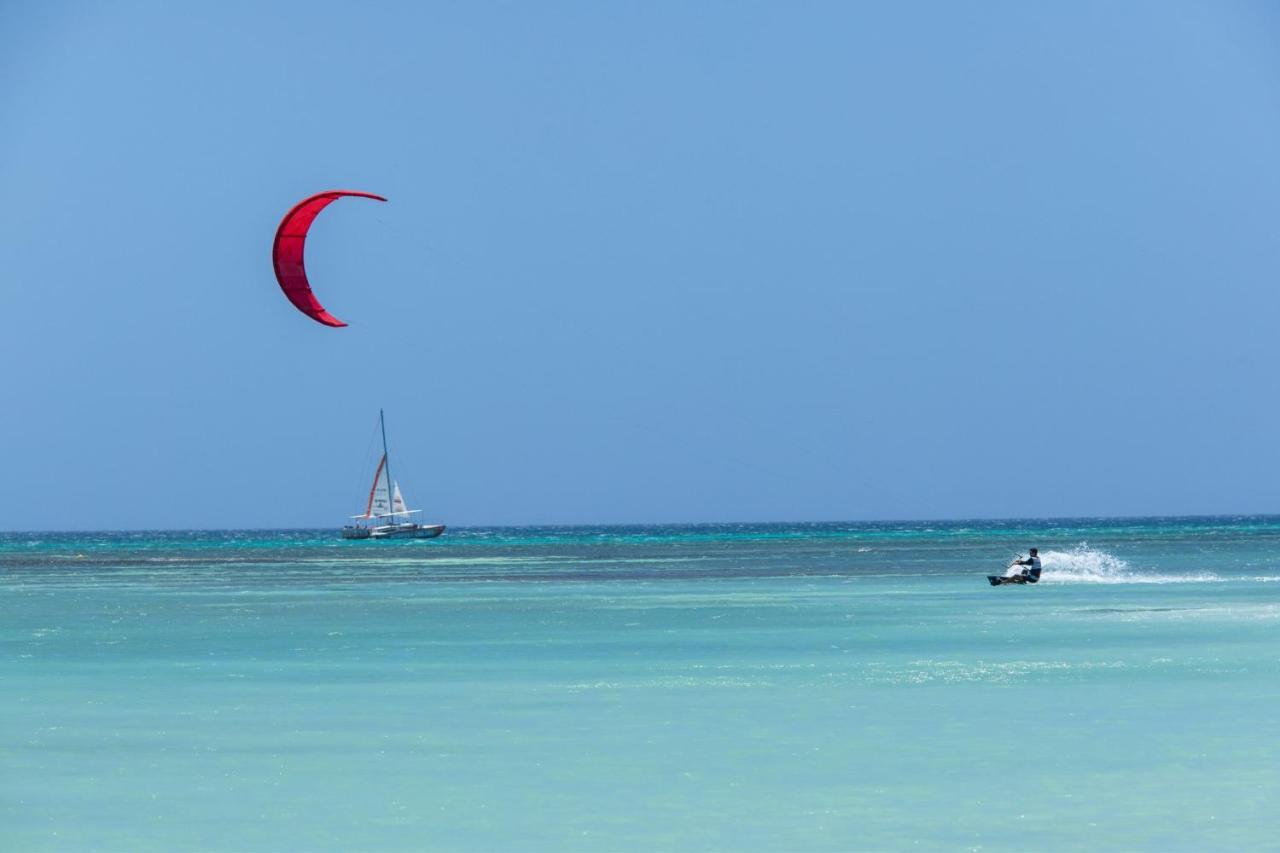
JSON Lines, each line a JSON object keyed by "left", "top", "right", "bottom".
{"left": 272, "top": 190, "right": 387, "bottom": 327}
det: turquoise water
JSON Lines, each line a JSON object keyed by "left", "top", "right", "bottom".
{"left": 3, "top": 519, "right": 1279, "bottom": 851}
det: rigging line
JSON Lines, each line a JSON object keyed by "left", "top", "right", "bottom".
{"left": 347, "top": 414, "right": 383, "bottom": 518}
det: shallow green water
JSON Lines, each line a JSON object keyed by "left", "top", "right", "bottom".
{"left": 3, "top": 519, "right": 1279, "bottom": 850}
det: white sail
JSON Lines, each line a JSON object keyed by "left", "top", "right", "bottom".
{"left": 358, "top": 454, "right": 391, "bottom": 518}
{"left": 392, "top": 482, "right": 408, "bottom": 515}
{"left": 370, "top": 478, "right": 391, "bottom": 516}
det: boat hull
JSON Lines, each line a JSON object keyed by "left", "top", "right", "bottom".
{"left": 371, "top": 523, "right": 446, "bottom": 539}
{"left": 342, "top": 523, "right": 446, "bottom": 540}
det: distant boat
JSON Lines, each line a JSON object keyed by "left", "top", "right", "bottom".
{"left": 341, "top": 410, "right": 445, "bottom": 540}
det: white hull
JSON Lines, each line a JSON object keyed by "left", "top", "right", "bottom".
{"left": 343, "top": 522, "right": 445, "bottom": 540}
{"left": 370, "top": 523, "right": 446, "bottom": 539}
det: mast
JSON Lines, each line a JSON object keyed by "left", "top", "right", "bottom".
{"left": 379, "top": 408, "right": 395, "bottom": 524}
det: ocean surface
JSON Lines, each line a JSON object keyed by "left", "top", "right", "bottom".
{"left": 3, "top": 518, "right": 1279, "bottom": 851}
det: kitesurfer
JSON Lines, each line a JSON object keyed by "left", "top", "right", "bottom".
{"left": 987, "top": 548, "right": 1042, "bottom": 586}
{"left": 1006, "top": 548, "right": 1042, "bottom": 584}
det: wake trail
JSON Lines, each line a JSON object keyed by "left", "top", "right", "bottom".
{"left": 1038, "top": 544, "right": 1220, "bottom": 584}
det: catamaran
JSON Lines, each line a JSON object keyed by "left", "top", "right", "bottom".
{"left": 341, "top": 410, "right": 446, "bottom": 540}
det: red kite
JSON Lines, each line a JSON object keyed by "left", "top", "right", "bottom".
{"left": 272, "top": 190, "right": 386, "bottom": 327}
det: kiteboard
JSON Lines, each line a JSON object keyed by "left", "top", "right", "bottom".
{"left": 989, "top": 555, "right": 1030, "bottom": 586}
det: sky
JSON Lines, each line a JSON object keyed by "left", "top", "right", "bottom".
{"left": 3, "top": 0, "right": 1280, "bottom": 529}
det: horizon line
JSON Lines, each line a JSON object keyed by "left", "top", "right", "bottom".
{"left": 4, "top": 511, "right": 1280, "bottom": 535}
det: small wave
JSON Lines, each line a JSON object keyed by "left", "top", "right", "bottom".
{"left": 1039, "top": 544, "right": 1219, "bottom": 584}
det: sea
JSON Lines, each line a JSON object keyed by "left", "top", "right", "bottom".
{"left": 3, "top": 517, "right": 1279, "bottom": 851}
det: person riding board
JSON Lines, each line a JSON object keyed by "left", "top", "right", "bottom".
{"left": 990, "top": 548, "right": 1041, "bottom": 585}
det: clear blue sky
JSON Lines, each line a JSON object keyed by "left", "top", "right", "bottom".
{"left": 3, "top": 1, "right": 1279, "bottom": 529}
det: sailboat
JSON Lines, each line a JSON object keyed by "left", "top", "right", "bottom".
{"left": 341, "top": 410, "right": 446, "bottom": 540}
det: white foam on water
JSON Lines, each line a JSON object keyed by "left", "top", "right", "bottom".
{"left": 862, "top": 659, "right": 1130, "bottom": 686}
{"left": 1039, "top": 544, "right": 1220, "bottom": 584}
